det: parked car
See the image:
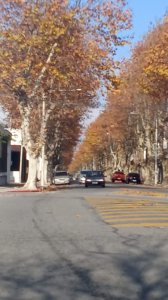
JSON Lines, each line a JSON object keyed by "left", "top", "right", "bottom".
{"left": 53, "top": 171, "right": 71, "bottom": 185}
{"left": 126, "top": 172, "right": 141, "bottom": 184}
{"left": 111, "top": 171, "right": 126, "bottom": 183}
{"left": 77, "top": 170, "right": 92, "bottom": 184}
{"left": 85, "top": 170, "right": 105, "bottom": 187}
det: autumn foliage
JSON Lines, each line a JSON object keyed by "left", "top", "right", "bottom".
{"left": 70, "top": 14, "right": 168, "bottom": 184}
{"left": 0, "top": 0, "right": 132, "bottom": 188}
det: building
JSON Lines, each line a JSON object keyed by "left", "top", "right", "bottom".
{"left": 0, "top": 126, "right": 11, "bottom": 185}
{"left": 9, "top": 129, "right": 28, "bottom": 184}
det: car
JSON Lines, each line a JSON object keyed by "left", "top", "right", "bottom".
{"left": 53, "top": 171, "right": 71, "bottom": 185}
{"left": 85, "top": 170, "right": 105, "bottom": 187}
{"left": 111, "top": 171, "right": 126, "bottom": 183}
{"left": 126, "top": 172, "right": 141, "bottom": 184}
{"left": 77, "top": 170, "right": 92, "bottom": 184}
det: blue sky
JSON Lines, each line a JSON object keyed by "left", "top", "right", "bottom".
{"left": 118, "top": 0, "right": 168, "bottom": 60}
{"left": 130, "top": 0, "right": 168, "bottom": 41}
{"left": 86, "top": 0, "right": 168, "bottom": 126}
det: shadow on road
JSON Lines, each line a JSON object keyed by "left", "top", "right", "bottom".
{"left": 0, "top": 222, "right": 168, "bottom": 300}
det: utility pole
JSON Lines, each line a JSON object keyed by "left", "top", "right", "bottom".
{"left": 154, "top": 118, "right": 158, "bottom": 185}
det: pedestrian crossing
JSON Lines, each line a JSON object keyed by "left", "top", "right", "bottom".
{"left": 87, "top": 198, "right": 168, "bottom": 228}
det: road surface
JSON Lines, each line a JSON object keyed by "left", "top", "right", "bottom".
{"left": 0, "top": 184, "right": 167, "bottom": 300}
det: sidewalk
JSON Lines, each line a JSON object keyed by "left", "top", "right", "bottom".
{"left": 0, "top": 183, "right": 73, "bottom": 193}
{"left": 0, "top": 184, "right": 40, "bottom": 193}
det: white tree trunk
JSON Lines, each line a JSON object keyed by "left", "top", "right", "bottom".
{"left": 24, "top": 155, "right": 38, "bottom": 190}
{"left": 19, "top": 106, "right": 39, "bottom": 190}
{"left": 43, "top": 158, "right": 48, "bottom": 186}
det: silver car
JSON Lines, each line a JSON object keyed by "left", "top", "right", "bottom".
{"left": 77, "top": 170, "right": 92, "bottom": 184}
{"left": 53, "top": 171, "right": 70, "bottom": 185}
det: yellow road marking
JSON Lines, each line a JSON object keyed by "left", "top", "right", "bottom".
{"left": 95, "top": 206, "right": 158, "bottom": 210}
{"left": 101, "top": 211, "right": 168, "bottom": 216}
{"left": 105, "top": 217, "right": 168, "bottom": 221}
{"left": 115, "top": 190, "right": 168, "bottom": 197}
{"left": 98, "top": 208, "right": 168, "bottom": 212}
{"left": 110, "top": 223, "right": 168, "bottom": 228}
{"left": 86, "top": 197, "right": 168, "bottom": 228}
{"left": 96, "top": 208, "right": 168, "bottom": 213}
{"left": 94, "top": 203, "right": 167, "bottom": 207}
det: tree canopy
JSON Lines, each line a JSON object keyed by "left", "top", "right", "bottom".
{"left": 0, "top": 0, "right": 132, "bottom": 188}
{"left": 70, "top": 14, "right": 168, "bottom": 182}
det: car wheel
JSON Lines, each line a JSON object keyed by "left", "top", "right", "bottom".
{"left": 102, "top": 184, "right": 105, "bottom": 188}
{"left": 112, "top": 180, "right": 115, "bottom": 183}
{"left": 85, "top": 184, "right": 88, "bottom": 188}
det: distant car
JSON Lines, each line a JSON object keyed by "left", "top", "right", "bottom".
{"left": 85, "top": 170, "right": 105, "bottom": 187}
{"left": 53, "top": 171, "right": 70, "bottom": 185}
{"left": 111, "top": 171, "right": 126, "bottom": 183}
{"left": 126, "top": 172, "right": 141, "bottom": 184}
{"left": 77, "top": 170, "right": 92, "bottom": 184}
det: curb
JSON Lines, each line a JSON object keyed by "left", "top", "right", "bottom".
{"left": 5, "top": 185, "right": 73, "bottom": 193}
{"left": 8, "top": 189, "right": 42, "bottom": 193}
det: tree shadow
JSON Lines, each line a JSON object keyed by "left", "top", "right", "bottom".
{"left": 0, "top": 218, "right": 168, "bottom": 299}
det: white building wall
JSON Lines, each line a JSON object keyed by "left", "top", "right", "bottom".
{"left": 8, "top": 129, "right": 22, "bottom": 184}
{"left": 9, "top": 129, "right": 22, "bottom": 145}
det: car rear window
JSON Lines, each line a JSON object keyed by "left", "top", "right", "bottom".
{"left": 54, "top": 171, "right": 68, "bottom": 176}
{"left": 128, "top": 173, "right": 139, "bottom": 176}
{"left": 80, "top": 170, "right": 92, "bottom": 176}
{"left": 114, "top": 171, "right": 124, "bottom": 174}
{"left": 87, "top": 171, "right": 103, "bottom": 177}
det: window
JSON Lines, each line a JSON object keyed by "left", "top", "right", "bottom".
{"left": 11, "top": 151, "right": 20, "bottom": 171}
{"left": 0, "top": 140, "right": 7, "bottom": 172}
{"left": 54, "top": 171, "right": 68, "bottom": 176}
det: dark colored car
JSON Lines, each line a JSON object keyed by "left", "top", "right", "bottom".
{"left": 111, "top": 171, "right": 126, "bottom": 183}
{"left": 126, "top": 172, "right": 141, "bottom": 184}
{"left": 85, "top": 171, "right": 105, "bottom": 187}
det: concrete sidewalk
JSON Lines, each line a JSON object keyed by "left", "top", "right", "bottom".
{"left": 0, "top": 184, "right": 41, "bottom": 193}
{"left": 0, "top": 183, "right": 73, "bottom": 193}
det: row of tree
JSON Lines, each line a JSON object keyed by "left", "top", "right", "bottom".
{"left": 0, "top": 0, "right": 131, "bottom": 189}
{"left": 69, "top": 15, "right": 168, "bottom": 184}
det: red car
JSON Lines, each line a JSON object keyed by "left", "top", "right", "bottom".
{"left": 111, "top": 171, "right": 126, "bottom": 183}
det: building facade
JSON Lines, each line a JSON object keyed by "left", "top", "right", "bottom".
{"left": 9, "top": 129, "right": 28, "bottom": 184}
{"left": 0, "top": 126, "right": 11, "bottom": 185}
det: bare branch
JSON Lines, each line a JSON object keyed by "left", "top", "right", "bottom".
{"left": 30, "top": 42, "right": 58, "bottom": 99}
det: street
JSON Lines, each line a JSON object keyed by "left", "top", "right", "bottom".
{"left": 0, "top": 184, "right": 168, "bottom": 300}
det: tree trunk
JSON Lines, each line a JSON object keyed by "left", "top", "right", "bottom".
{"left": 43, "top": 158, "right": 48, "bottom": 186}
{"left": 47, "top": 159, "right": 54, "bottom": 184}
{"left": 24, "top": 155, "right": 38, "bottom": 190}
{"left": 20, "top": 106, "right": 38, "bottom": 190}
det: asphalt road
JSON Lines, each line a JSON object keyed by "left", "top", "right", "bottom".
{"left": 0, "top": 184, "right": 168, "bottom": 300}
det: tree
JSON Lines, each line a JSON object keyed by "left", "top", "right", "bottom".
{"left": 0, "top": 0, "right": 131, "bottom": 189}
{"left": 136, "top": 17, "right": 168, "bottom": 100}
